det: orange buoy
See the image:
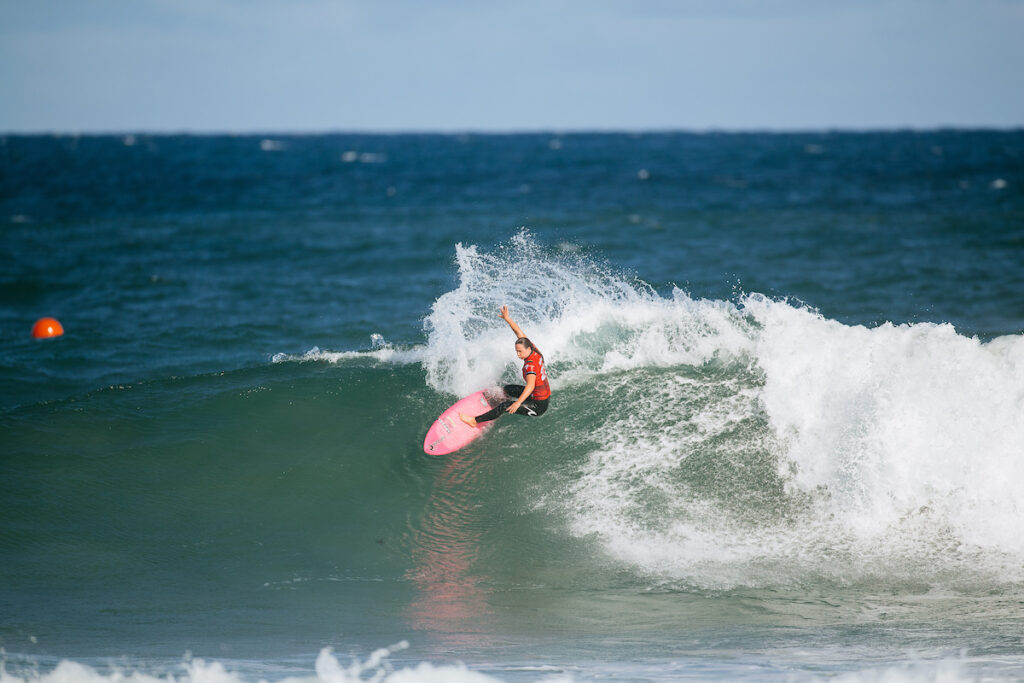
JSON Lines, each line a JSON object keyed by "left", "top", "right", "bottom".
{"left": 32, "top": 317, "right": 64, "bottom": 339}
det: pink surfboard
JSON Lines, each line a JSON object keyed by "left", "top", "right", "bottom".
{"left": 423, "top": 389, "right": 494, "bottom": 455}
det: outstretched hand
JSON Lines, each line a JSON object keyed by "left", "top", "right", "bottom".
{"left": 500, "top": 305, "right": 527, "bottom": 340}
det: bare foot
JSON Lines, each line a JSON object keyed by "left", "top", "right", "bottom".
{"left": 458, "top": 412, "right": 477, "bottom": 428}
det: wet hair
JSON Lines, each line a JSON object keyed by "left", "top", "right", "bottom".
{"left": 515, "top": 337, "right": 536, "bottom": 354}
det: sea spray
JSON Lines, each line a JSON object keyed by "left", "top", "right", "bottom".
{"left": 421, "top": 233, "right": 640, "bottom": 397}
{"left": 420, "top": 232, "right": 751, "bottom": 397}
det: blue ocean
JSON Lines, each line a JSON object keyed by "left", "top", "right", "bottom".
{"left": 2, "top": 131, "right": 1023, "bottom": 682}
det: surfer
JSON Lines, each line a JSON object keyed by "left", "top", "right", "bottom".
{"left": 460, "top": 305, "right": 551, "bottom": 428}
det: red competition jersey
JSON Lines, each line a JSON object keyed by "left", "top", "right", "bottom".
{"left": 522, "top": 350, "right": 551, "bottom": 401}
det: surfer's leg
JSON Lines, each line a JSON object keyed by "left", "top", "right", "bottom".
{"left": 512, "top": 397, "right": 548, "bottom": 417}
{"left": 468, "top": 387, "right": 547, "bottom": 425}
{"left": 469, "top": 385, "right": 526, "bottom": 424}
{"left": 472, "top": 401, "right": 512, "bottom": 424}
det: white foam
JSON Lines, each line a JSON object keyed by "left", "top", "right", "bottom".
{"left": 822, "top": 660, "right": 971, "bottom": 683}
{"left": 563, "top": 285, "right": 1024, "bottom": 588}
{"left": 750, "top": 296, "right": 1024, "bottom": 558}
{"left": 0, "top": 651, "right": 989, "bottom": 683}
{"left": 272, "top": 332, "right": 424, "bottom": 366}
{"left": 0, "top": 646, "right": 548, "bottom": 683}
{"left": 340, "top": 151, "right": 386, "bottom": 164}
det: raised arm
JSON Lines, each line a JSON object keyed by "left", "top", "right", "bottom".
{"left": 499, "top": 305, "right": 526, "bottom": 338}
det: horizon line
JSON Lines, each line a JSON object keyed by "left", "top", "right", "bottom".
{"left": 3, "top": 124, "right": 1023, "bottom": 138}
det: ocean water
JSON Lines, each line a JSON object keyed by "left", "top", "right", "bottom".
{"left": 2, "top": 131, "right": 1023, "bottom": 682}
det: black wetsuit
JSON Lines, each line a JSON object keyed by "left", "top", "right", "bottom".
{"left": 475, "top": 384, "right": 550, "bottom": 423}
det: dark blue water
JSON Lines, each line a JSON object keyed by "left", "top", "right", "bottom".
{"left": 2, "top": 131, "right": 1023, "bottom": 682}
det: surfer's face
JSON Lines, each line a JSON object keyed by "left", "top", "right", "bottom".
{"left": 515, "top": 342, "right": 531, "bottom": 359}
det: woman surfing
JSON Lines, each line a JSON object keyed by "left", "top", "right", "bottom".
{"left": 459, "top": 305, "right": 551, "bottom": 428}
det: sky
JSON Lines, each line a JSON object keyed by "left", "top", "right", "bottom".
{"left": 1, "top": 0, "right": 1022, "bottom": 133}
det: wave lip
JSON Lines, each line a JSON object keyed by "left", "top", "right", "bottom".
{"left": 419, "top": 232, "right": 755, "bottom": 398}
